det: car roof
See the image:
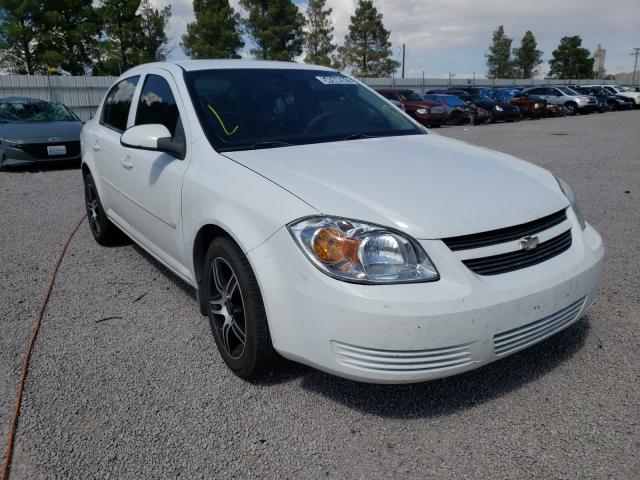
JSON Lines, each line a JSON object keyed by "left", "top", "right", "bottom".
{"left": 132, "top": 59, "right": 335, "bottom": 73}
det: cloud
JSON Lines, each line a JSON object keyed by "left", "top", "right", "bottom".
{"left": 152, "top": 0, "right": 640, "bottom": 76}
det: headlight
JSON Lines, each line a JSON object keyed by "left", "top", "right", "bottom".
{"left": 494, "top": 105, "right": 503, "bottom": 111}
{"left": 533, "top": 103, "right": 541, "bottom": 108}
{"left": 415, "top": 108, "right": 429, "bottom": 115}
{"left": 288, "top": 216, "right": 439, "bottom": 284}
{"left": 554, "top": 176, "right": 586, "bottom": 230}
{"left": 0, "top": 138, "right": 24, "bottom": 148}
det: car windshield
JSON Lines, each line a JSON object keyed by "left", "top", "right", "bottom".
{"left": 492, "top": 90, "right": 515, "bottom": 101}
{"left": 474, "top": 88, "right": 494, "bottom": 97}
{"left": 612, "top": 86, "right": 626, "bottom": 92}
{"left": 397, "top": 90, "right": 423, "bottom": 102}
{"left": 0, "top": 99, "right": 78, "bottom": 124}
{"left": 441, "top": 96, "right": 466, "bottom": 106}
{"left": 184, "top": 69, "right": 423, "bottom": 152}
{"left": 557, "top": 87, "right": 579, "bottom": 95}
{"left": 474, "top": 95, "right": 495, "bottom": 103}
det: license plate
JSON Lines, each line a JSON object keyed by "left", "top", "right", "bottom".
{"left": 47, "top": 145, "right": 66, "bottom": 156}
{"left": 431, "top": 106, "right": 445, "bottom": 114}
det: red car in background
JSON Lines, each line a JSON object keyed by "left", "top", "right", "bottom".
{"left": 375, "top": 88, "right": 449, "bottom": 127}
{"left": 423, "top": 94, "right": 491, "bottom": 125}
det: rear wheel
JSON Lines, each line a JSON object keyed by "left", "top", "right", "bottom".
{"left": 203, "top": 237, "right": 276, "bottom": 379}
{"left": 564, "top": 102, "right": 578, "bottom": 115}
{"left": 83, "top": 172, "right": 126, "bottom": 246}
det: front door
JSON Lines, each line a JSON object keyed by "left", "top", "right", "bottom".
{"left": 116, "top": 72, "right": 192, "bottom": 278}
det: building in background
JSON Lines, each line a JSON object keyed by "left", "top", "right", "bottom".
{"left": 593, "top": 44, "right": 606, "bottom": 79}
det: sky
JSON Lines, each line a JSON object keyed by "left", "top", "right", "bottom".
{"left": 152, "top": 0, "right": 640, "bottom": 78}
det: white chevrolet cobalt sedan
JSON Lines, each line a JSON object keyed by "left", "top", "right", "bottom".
{"left": 81, "top": 61, "right": 604, "bottom": 384}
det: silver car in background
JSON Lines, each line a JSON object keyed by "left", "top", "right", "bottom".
{"left": 519, "top": 86, "right": 598, "bottom": 115}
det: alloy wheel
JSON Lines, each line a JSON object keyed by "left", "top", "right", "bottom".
{"left": 86, "top": 183, "right": 101, "bottom": 235}
{"left": 209, "top": 257, "right": 247, "bottom": 359}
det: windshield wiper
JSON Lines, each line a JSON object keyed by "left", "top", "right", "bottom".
{"left": 250, "top": 141, "right": 294, "bottom": 149}
{"left": 344, "top": 133, "right": 377, "bottom": 141}
{"left": 218, "top": 141, "right": 294, "bottom": 152}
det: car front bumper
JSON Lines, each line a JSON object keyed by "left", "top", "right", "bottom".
{"left": 248, "top": 215, "right": 604, "bottom": 384}
{"left": 1, "top": 145, "right": 80, "bottom": 167}
{"left": 414, "top": 112, "right": 449, "bottom": 126}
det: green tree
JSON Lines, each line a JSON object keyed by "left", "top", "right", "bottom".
{"left": 485, "top": 25, "right": 513, "bottom": 78}
{"left": 181, "top": 0, "right": 244, "bottom": 59}
{"left": 239, "top": 0, "right": 305, "bottom": 61}
{"left": 0, "top": 0, "right": 42, "bottom": 74}
{"left": 336, "top": 0, "right": 399, "bottom": 77}
{"left": 38, "top": 0, "right": 102, "bottom": 75}
{"left": 512, "top": 30, "right": 543, "bottom": 79}
{"left": 95, "top": 0, "right": 142, "bottom": 75}
{"left": 138, "top": 0, "right": 172, "bottom": 63}
{"left": 548, "top": 36, "right": 594, "bottom": 79}
{"left": 304, "top": 0, "right": 335, "bottom": 67}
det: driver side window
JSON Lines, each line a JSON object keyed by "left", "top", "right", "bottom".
{"left": 135, "top": 74, "right": 181, "bottom": 136}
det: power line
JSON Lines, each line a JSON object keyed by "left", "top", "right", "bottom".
{"left": 631, "top": 48, "right": 640, "bottom": 84}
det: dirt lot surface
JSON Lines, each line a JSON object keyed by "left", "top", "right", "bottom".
{"left": 1, "top": 110, "right": 639, "bottom": 479}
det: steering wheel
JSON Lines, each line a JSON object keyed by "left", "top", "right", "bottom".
{"left": 303, "top": 111, "right": 337, "bottom": 133}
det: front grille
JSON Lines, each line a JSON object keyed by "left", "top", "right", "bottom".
{"left": 462, "top": 229, "right": 572, "bottom": 276}
{"left": 332, "top": 341, "right": 473, "bottom": 374}
{"left": 494, "top": 297, "right": 586, "bottom": 355}
{"left": 20, "top": 141, "right": 80, "bottom": 159}
{"left": 443, "top": 209, "right": 567, "bottom": 251}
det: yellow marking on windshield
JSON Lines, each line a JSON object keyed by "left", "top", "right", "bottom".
{"left": 207, "top": 104, "right": 238, "bottom": 136}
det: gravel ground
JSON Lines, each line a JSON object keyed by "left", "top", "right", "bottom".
{"left": 1, "top": 111, "right": 639, "bottom": 479}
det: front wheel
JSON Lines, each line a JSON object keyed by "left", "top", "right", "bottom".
{"left": 203, "top": 237, "right": 276, "bottom": 379}
{"left": 564, "top": 102, "right": 578, "bottom": 115}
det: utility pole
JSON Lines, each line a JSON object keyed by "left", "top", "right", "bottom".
{"left": 401, "top": 44, "right": 405, "bottom": 79}
{"left": 631, "top": 48, "right": 640, "bottom": 84}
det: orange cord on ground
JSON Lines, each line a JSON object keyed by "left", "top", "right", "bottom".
{"left": 1, "top": 215, "right": 86, "bottom": 480}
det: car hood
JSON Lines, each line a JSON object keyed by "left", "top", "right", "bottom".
{"left": 0, "top": 121, "right": 82, "bottom": 143}
{"left": 403, "top": 101, "right": 439, "bottom": 109}
{"left": 224, "top": 134, "right": 568, "bottom": 239}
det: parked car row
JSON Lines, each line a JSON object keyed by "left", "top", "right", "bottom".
{"left": 1, "top": 81, "right": 637, "bottom": 169}
{"left": 374, "top": 84, "right": 638, "bottom": 128}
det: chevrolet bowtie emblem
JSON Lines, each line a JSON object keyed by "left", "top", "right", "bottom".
{"left": 520, "top": 236, "right": 540, "bottom": 251}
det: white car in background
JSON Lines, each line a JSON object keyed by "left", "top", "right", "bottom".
{"left": 80, "top": 60, "right": 604, "bottom": 384}
{"left": 589, "top": 85, "right": 640, "bottom": 106}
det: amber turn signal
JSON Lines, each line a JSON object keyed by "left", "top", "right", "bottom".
{"left": 312, "top": 227, "right": 360, "bottom": 265}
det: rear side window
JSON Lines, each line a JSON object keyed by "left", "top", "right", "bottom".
{"left": 101, "top": 76, "right": 139, "bottom": 132}
{"left": 135, "top": 74, "right": 180, "bottom": 136}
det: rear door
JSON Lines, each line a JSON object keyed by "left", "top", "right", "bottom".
{"left": 115, "top": 71, "right": 191, "bottom": 276}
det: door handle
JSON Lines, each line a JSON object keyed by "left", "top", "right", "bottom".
{"left": 92, "top": 142, "right": 100, "bottom": 152}
{"left": 120, "top": 156, "right": 133, "bottom": 170}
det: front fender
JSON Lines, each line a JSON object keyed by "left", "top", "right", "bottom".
{"left": 182, "top": 141, "right": 318, "bottom": 280}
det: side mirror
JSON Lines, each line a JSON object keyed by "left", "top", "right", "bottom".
{"left": 120, "top": 124, "right": 185, "bottom": 160}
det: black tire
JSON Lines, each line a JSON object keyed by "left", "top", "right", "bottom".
{"left": 83, "top": 172, "right": 126, "bottom": 246}
{"left": 203, "top": 237, "right": 275, "bottom": 379}
{"left": 564, "top": 102, "right": 578, "bottom": 115}
{"left": 449, "top": 111, "right": 466, "bottom": 126}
